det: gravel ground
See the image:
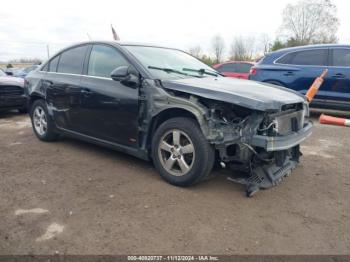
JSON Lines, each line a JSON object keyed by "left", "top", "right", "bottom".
{"left": 0, "top": 111, "right": 349, "bottom": 255}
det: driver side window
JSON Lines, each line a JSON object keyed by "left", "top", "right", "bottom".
{"left": 88, "top": 45, "right": 130, "bottom": 78}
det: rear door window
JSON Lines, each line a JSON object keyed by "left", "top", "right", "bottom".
{"left": 277, "top": 49, "right": 327, "bottom": 66}
{"left": 236, "top": 63, "right": 253, "bottom": 73}
{"left": 216, "top": 64, "right": 237, "bottom": 73}
{"left": 49, "top": 55, "right": 60, "bottom": 72}
{"left": 87, "top": 44, "right": 130, "bottom": 78}
{"left": 57, "top": 45, "right": 88, "bottom": 74}
{"left": 332, "top": 49, "right": 350, "bottom": 67}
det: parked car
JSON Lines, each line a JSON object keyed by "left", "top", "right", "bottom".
{"left": 213, "top": 61, "right": 254, "bottom": 79}
{"left": 0, "top": 68, "right": 27, "bottom": 113}
{"left": 4, "top": 68, "right": 21, "bottom": 76}
{"left": 25, "top": 41, "right": 312, "bottom": 196}
{"left": 249, "top": 44, "right": 350, "bottom": 110}
{"left": 14, "top": 65, "right": 40, "bottom": 78}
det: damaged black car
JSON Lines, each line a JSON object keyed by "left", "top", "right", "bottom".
{"left": 25, "top": 41, "right": 312, "bottom": 196}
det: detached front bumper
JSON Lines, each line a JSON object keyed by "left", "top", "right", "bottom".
{"left": 228, "top": 120, "right": 313, "bottom": 197}
{"left": 251, "top": 121, "right": 313, "bottom": 151}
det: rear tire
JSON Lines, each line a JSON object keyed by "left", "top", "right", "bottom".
{"left": 152, "top": 117, "right": 215, "bottom": 187}
{"left": 30, "top": 100, "right": 58, "bottom": 142}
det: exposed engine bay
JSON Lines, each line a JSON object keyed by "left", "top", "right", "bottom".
{"left": 202, "top": 99, "right": 311, "bottom": 196}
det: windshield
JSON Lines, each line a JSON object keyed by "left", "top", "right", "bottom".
{"left": 23, "top": 66, "right": 37, "bottom": 73}
{"left": 124, "top": 45, "right": 220, "bottom": 80}
{"left": 0, "top": 69, "right": 5, "bottom": 76}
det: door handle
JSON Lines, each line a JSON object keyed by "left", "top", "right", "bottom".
{"left": 332, "top": 73, "right": 345, "bottom": 78}
{"left": 283, "top": 71, "right": 295, "bottom": 76}
{"left": 81, "top": 89, "right": 92, "bottom": 95}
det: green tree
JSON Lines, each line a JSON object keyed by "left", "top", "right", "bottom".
{"left": 271, "top": 39, "right": 287, "bottom": 51}
{"left": 200, "top": 55, "right": 215, "bottom": 66}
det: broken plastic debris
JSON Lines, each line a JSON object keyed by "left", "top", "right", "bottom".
{"left": 36, "top": 223, "right": 64, "bottom": 242}
{"left": 15, "top": 208, "right": 49, "bottom": 216}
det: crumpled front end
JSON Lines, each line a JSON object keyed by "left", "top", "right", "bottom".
{"left": 143, "top": 79, "right": 312, "bottom": 197}
{"left": 205, "top": 101, "right": 312, "bottom": 197}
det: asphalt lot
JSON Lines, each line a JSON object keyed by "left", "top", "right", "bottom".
{"left": 0, "top": 111, "right": 349, "bottom": 255}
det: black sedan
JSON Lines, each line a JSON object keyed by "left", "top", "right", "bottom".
{"left": 25, "top": 41, "right": 312, "bottom": 196}
{"left": 0, "top": 68, "right": 27, "bottom": 113}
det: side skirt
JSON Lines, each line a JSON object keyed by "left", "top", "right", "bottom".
{"left": 57, "top": 127, "right": 150, "bottom": 161}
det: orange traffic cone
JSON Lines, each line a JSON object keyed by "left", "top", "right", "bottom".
{"left": 305, "top": 69, "right": 328, "bottom": 103}
{"left": 319, "top": 114, "right": 350, "bottom": 127}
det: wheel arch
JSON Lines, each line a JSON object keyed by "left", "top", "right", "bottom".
{"left": 28, "top": 93, "right": 45, "bottom": 111}
{"left": 146, "top": 107, "right": 205, "bottom": 154}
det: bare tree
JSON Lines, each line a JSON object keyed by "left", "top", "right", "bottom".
{"left": 188, "top": 45, "right": 202, "bottom": 58}
{"left": 9, "top": 58, "right": 42, "bottom": 64}
{"left": 259, "top": 33, "right": 271, "bottom": 55}
{"left": 280, "top": 0, "right": 339, "bottom": 45}
{"left": 229, "top": 36, "right": 256, "bottom": 61}
{"left": 211, "top": 35, "right": 225, "bottom": 63}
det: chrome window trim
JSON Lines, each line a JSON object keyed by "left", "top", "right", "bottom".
{"left": 81, "top": 74, "right": 113, "bottom": 81}
{"left": 273, "top": 47, "right": 329, "bottom": 67}
{"left": 45, "top": 71, "right": 113, "bottom": 81}
{"left": 273, "top": 47, "right": 350, "bottom": 69}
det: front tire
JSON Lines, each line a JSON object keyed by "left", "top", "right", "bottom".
{"left": 30, "top": 100, "right": 58, "bottom": 141}
{"left": 152, "top": 117, "right": 215, "bottom": 187}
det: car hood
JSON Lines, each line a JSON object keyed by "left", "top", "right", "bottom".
{"left": 161, "top": 77, "right": 305, "bottom": 111}
{"left": 0, "top": 76, "right": 24, "bottom": 87}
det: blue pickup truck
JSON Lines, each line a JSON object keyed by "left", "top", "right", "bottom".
{"left": 249, "top": 44, "right": 350, "bottom": 110}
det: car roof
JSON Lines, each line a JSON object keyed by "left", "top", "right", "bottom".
{"left": 41, "top": 41, "right": 191, "bottom": 77}
{"left": 61, "top": 40, "right": 182, "bottom": 52}
{"left": 45, "top": 40, "right": 186, "bottom": 63}
{"left": 271, "top": 44, "right": 350, "bottom": 54}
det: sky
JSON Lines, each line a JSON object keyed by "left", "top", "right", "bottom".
{"left": 0, "top": 0, "right": 349, "bottom": 61}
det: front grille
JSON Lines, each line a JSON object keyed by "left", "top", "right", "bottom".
{"left": 0, "top": 85, "right": 24, "bottom": 96}
{"left": 281, "top": 103, "right": 303, "bottom": 112}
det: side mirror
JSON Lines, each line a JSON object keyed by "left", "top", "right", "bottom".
{"left": 110, "top": 66, "right": 139, "bottom": 88}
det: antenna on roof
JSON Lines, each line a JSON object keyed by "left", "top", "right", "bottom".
{"left": 46, "top": 44, "right": 50, "bottom": 59}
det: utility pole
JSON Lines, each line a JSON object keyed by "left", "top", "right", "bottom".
{"left": 46, "top": 44, "right": 50, "bottom": 59}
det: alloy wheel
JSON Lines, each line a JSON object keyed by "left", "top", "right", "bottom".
{"left": 158, "top": 129, "right": 195, "bottom": 176}
{"left": 33, "top": 106, "right": 47, "bottom": 136}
